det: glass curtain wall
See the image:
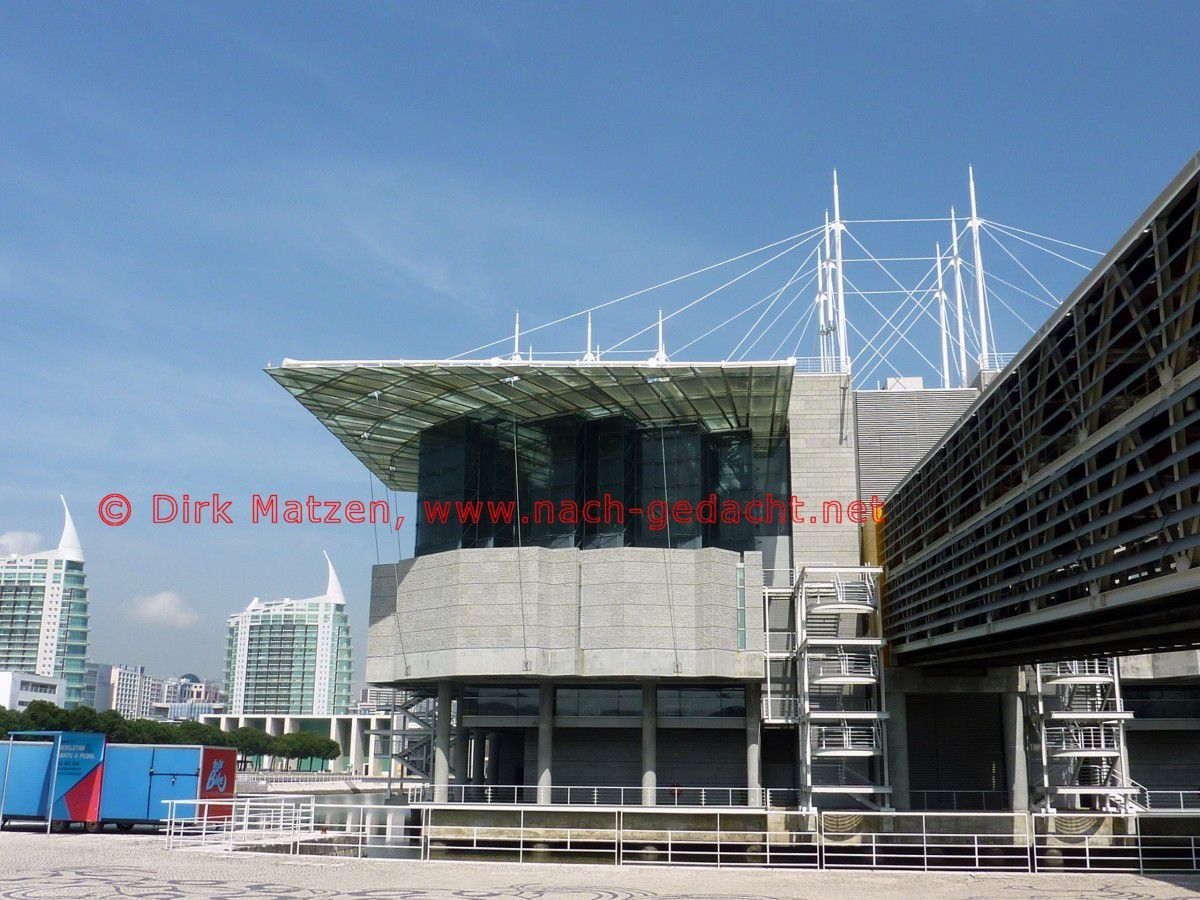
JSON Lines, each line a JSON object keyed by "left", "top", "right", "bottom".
{"left": 415, "top": 414, "right": 789, "bottom": 557}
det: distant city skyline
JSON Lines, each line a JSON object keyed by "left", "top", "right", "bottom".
{"left": 2, "top": 4, "right": 1198, "bottom": 678}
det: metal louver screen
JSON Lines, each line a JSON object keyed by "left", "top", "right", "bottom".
{"left": 854, "top": 389, "right": 979, "bottom": 501}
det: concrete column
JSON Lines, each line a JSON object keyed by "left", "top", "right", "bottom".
{"left": 537, "top": 683, "right": 554, "bottom": 804}
{"left": 745, "top": 682, "right": 762, "bottom": 806}
{"left": 453, "top": 726, "right": 469, "bottom": 784}
{"left": 267, "top": 716, "right": 284, "bottom": 770}
{"left": 328, "top": 718, "right": 344, "bottom": 773}
{"left": 885, "top": 691, "right": 910, "bottom": 810}
{"left": 641, "top": 682, "right": 657, "bottom": 806}
{"left": 470, "top": 728, "right": 486, "bottom": 785}
{"left": 484, "top": 732, "right": 500, "bottom": 785}
{"left": 434, "top": 681, "right": 452, "bottom": 801}
{"left": 368, "top": 725, "right": 383, "bottom": 777}
{"left": 1001, "top": 690, "right": 1030, "bottom": 812}
{"left": 348, "top": 717, "right": 364, "bottom": 774}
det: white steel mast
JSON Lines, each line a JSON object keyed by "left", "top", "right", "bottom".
{"left": 968, "top": 166, "right": 991, "bottom": 371}
{"left": 950, "top": 207, "right": 968, "bottom": 387}
{"left": 815, "top": 243, "right": 829, "bottom": 369}
{"left": 832, "top": 171, "right": 849, "bottom": 372}
{"left": 935, "top": 241, "right": 950, "bottom": 388}
{"left": 511, "top": 311, "right": 522, "bottom": 362}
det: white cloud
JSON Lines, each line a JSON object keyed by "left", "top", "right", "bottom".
{"left": 0, "top": 531, "right": 42, "bottom": 556}
{"left": 125, "top": 591, "right": 200, "bottom": 629}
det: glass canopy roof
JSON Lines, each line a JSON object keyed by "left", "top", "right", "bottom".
{"left": 267, "top": 358, "right": 797, "bottom": 491}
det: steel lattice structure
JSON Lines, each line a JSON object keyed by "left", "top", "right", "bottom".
{"left": 884, "top": 154, "right": 1200, "bottom": 666}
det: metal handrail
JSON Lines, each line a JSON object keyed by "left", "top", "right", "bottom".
{"left": 405, "top": 783, "right": 761, "bottom": 807}
{"left": 812, "top": 725, "right": 878, "bottom": 751}
{"left": 763, "top": 696, "right": 799, "bottom": 721}
{"left": 910, "top": 789, "right": 1009, "bottom": 811}
{"left": 810, "top": 653, "right": 878, "bottom": 679}
{"left": 1040, "top": 659, "right": 1114, "bottom": 678}
{"left": 248, "top": 771, "right": 392, "bottom": 784}
{"left": 1044, "top": 725, "right": 1121, "bottom": 752}
{"left": 163, "top": 799, "right": 1200, "bottom": 873}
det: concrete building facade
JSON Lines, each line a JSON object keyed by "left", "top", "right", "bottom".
{"left": 267, "top": 156, "right": 1200, "bottom": 814}
{"left": 0, "top": 670, "right": 66, "bottom": 710}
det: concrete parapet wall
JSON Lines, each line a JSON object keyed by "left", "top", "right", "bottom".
{"left": 368, "top": 546, "right": 764, "bottom": 682}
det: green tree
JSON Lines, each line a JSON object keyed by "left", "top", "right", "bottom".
{"left": 229, "top": 726, "right": 274, "bottom": 768}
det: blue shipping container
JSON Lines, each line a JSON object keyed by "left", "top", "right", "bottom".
{"left": 0, "top": 735, "right": 236, "bottom": 831}
{"left": 99, "top": 744, "right": 237, "bottom": 827}
{"left": 0, "top": 741, "right": 55, "bottom": 821}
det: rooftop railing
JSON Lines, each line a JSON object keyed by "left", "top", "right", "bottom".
{"left": 1040, "top": 659, "right": 1115, "bottom": 680}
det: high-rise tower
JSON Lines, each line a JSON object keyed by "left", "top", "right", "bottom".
{"left": 0, "top": 497, "right": 90, "bottom": 707}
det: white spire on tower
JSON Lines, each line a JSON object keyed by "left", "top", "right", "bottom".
{"left": 57, "top": 495, "right": 84, "bottom": 562}
{"left": 322, "top": 550, "right": 345, "bottom": 604}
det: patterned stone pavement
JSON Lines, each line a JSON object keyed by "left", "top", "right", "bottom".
{"left": 0, "top": 831, "right": 1198, "bottom": 899}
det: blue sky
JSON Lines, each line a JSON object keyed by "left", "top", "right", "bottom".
{"left": 2, "top": 2, "right": 1197, "bottom": 682}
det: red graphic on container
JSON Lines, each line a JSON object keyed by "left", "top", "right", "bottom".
{"left": 199, "top": 747, "right": 236, "bottom": 819}
{"left": 62, "top": 762, "right": 103, "bottom": 822}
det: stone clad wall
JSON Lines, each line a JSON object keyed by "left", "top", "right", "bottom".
{"left": 788, "top": 374, "right": 862, "bottom": 566}
{"left": 367, "top": 546, "right": 764, "bottom": 683}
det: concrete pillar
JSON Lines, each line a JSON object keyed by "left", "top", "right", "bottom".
{"left": 328, "top": 718, "right": 344, "bottom": 773}
{"left": 470, "top": 728, "right": 486, "bottom": 785}
{"left": 453, "top": 726, "right": 469, "bottom": 784}
{"left": 376, "top": 717, "right": 391, "bottom": 777}
{"left": 641, "top": 682, "right": 657, "bottom": 806}
{"left": 484, "top": 732, "right": 500, "bottom": 785}
{"left": 886, "top": 691, "right": 910, "bottom": 810}
{"left": 349, "top": 716, "right": 364, "bottom": 774}
{"left": 745, "top": 682, "right": 762, "bottom": 806}
{"left": 367, "top": 725, "right": 383, "bottom": 777}
{"left": 1001, "top": 690, "right": 1030, "bottom": 812}
{"left": 267, "top": 716, "right": 284, "bottom": 770}
{"left": 537, "top": 683, "right": 554, "bottom": 804}
{"left": 434, "top": 681, "right": 452, "bottom": 801}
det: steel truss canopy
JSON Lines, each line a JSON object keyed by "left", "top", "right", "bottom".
{"left": 267, "top": 358, "right": 797, "bottom": 491}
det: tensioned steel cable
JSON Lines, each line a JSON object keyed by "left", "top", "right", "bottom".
{"left": 658, "top": 424, "right": 682, "bottom": 674}
{"left": 369, "top": 471, "right": 381, "bottom": 565}
{"left": 387, "top": 484, "right": 411, "bottom": 676}
{"left": 362, "top": 396, "right": 410, "bottom": 676}
{"left": 449, "top": 225, "right": 824, "bottom": 359}
{"left": 512, "top": 413, "right": 531, "bottom": 671}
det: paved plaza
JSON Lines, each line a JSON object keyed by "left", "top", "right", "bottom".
{"left": 0, "top": 831, "right": 1197, "bottom": 899}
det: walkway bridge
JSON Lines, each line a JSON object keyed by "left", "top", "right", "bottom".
{"left": 884, "top": 154, "right": 1200, "bottom": 667}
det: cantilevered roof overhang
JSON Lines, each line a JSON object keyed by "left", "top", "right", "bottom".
{"left": 267, "top": 358, "right": 797, "bottom": 491}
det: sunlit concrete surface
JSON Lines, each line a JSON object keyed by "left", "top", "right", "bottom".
{"left": 0, "top": 831, "right": 1198, "bottom": 899}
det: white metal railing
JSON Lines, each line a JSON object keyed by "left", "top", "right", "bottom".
{"left": 809, "top": 653, "right": 878, "bottom": 681}
{"left": 1044, "top": 725, "right": 1122, "bottom": 753}
{"left": 767, "top": 631, "right": 796, "bottom": 654}
{"left": 812, "top": 725, "right": 879, "bottom": 752}
{"left": 910, "top": 790, "right": 1008, "bottom": 812}
{"left": 1040, "top": 659, "right": 1114, "bottom": 680}
{"left": 1056, "top": 693, "right": 1124, "bottom": 714}
{"left": 761, "top": 568, "right": 796, "bottom": 589}
{"left": 247, "top": 771, "right": 392, "bottom": 785}
{"left": 405, "top": 784, "right": 761, "bottom": 807}
{"left": 162, "top": 801, "right": 1200, "bottom": 872}
{"left": 1143, "top": 790, "right": 1200, "bottom": 811}
{"left": 762, "top": 695, "right": 799, "bottom": 721}
{"left": 977, "top": 351, "right": 1017, "bottom": 372}
{"left": 794, "top": 356, "right": 848, "bottom": 375}
{"left": 164, "top": 796, "right": 316, "bottom": 851}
